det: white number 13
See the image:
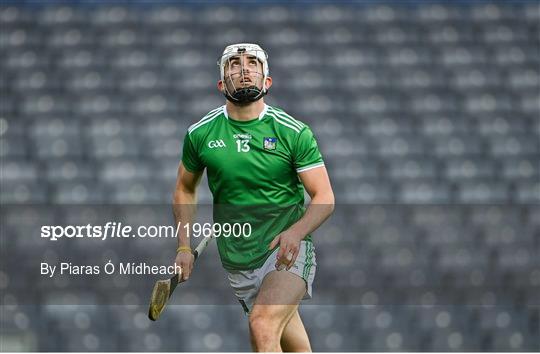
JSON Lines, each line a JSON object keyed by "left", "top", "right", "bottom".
{"left": 236, "top": 139, "right": 250, "bottom": 153}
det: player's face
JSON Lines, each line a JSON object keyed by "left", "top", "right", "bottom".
{"left": 223, "top": 54, "right": 265, "bottom": 92}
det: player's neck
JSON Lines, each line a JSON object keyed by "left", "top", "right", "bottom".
{"left": 225, "top": 100, "right": 266, "bottom": 121}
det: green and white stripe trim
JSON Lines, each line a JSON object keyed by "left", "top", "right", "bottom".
{"left": 188, "top": 106, "right": 224, "bottom": 134}
{"left": 296, "top": 162, "right": 325, "bottom": 173}
{"left": 267, "top": 111, "right": 300, "bottom": 133}
{"left": 268, "top": 107, "right": 305, "bottom": 128}
{"left": 302, "top": 242, "right": 315, "bottom": 281}
{"left": 267, "top": 107, "right": 305, "bottom": 133}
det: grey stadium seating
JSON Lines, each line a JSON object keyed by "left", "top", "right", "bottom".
{"left": 1, "top": 1, "right": 539, "bottom": 352}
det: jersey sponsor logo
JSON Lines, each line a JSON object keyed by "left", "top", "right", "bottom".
{"left": 233, "top": 133, "right": 252, "bottom": 140}
{"left": 263, "top": 137, "right": 277, "bottom": 150}
{"left": 208, "top": 139, "right": 227, "bottom": 148}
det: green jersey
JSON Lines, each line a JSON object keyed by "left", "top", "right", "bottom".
{"left": 181, "top": 104, "right": 324, "bottom": 270}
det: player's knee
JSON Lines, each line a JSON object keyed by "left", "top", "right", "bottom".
{"left": 249, "top": 311, "right": 280, "bottom": 340}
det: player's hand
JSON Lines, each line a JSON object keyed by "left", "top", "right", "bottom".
{"left": 269, "top": 231, "right": 303, "bottom": 271}
{"left": 174, "top": 251, "right": 194, "bottom": 282}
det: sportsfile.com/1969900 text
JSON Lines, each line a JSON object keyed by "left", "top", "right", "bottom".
{"left": 40, "top": 222, "right": 252, "bottom": 241}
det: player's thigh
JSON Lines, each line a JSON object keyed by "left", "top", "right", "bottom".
{"left": 250, "top": 270, "right": 306, "bottom": 327}
{"left": 255, "top": 269, "right": 307, "bottom": 307}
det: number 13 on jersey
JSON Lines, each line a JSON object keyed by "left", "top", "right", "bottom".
{"left": 236, "top": 139, "right": 250, "bottom": 152}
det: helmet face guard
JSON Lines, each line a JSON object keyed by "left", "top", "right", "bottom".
{"left": 218, "top": 43, "right": 269, "bottom": 105}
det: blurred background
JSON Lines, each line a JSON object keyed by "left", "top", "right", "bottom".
{"left": 1, "top": 0, "right": 539, "bottom": 351}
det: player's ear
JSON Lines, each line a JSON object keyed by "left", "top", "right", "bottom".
{"left": 264, "top": 76, "right": 272, "bottom": 91}
{"left": 217, "top": 80, "right": 224, "bottom": 92}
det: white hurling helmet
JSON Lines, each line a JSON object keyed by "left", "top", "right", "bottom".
{"left": 217, "top": 43, "right": 269, "bottom": 104}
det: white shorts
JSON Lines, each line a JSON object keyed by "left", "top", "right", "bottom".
{"left": 227, "top": 240, "right": 316, "bottom": 314}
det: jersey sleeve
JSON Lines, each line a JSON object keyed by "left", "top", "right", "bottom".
{"left": 181, "top": 132, "right": 205, "bottom": 172}
{"left": 293, "top": 127, "right": 325, "bottom": 173}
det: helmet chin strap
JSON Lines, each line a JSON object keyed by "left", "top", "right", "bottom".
{"left": 224, "top": 85, "right": 267, "bottom": 105}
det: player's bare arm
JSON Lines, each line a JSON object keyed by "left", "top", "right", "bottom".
{"left": 269, "top": 165, "right": 335, "bottom": 270}
{"left": 172, "top": 162, "right": 203, "bottom": 281}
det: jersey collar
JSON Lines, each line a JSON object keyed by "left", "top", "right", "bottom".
{"left": 223, "top": 104, "right": 268, "bottom": 121}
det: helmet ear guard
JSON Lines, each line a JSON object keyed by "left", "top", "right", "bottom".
{"left": 217, "top": 43, "right": 269, "bottom": 105}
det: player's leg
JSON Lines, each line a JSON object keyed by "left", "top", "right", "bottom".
{"left": 280, "top": 310, "right": 311, "bottom": 352}
{"left": 248, "top": 270, "right": 306, "bottom": 352}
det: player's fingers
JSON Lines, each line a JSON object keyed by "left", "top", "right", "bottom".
{"left": 180, "top": 266, "right": 187, "bottom": 281}
{"left": 177, "top": 269, "right": 183, "bottom": 283}
{"left": 181, "top": 260, "right": 191, "bottom": 281}
{"left": 174, "top": 260, "right": 183, "bottom": 280}
{"left": 283, "top": 248, "right": 293, "bottom": 266}
{"left": 285, "top": 249, "right": 294, "bottom": 262}
{"left": 275, "top": 254, "right": 288, "bottom": 271}
{"left": 277, "top": 248, "right": 295, "bottom": 271}
{"left": 286, "top": 248, "right": 299, "bottom": 270}
{"left": 277, "top": 243, "right": 288, "bottom": 261}
{"left": 268, "top": 235, "right": 280, "bottom": 250}
{"left": 275, "top": 244, "right": 288, "bottom": 270}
